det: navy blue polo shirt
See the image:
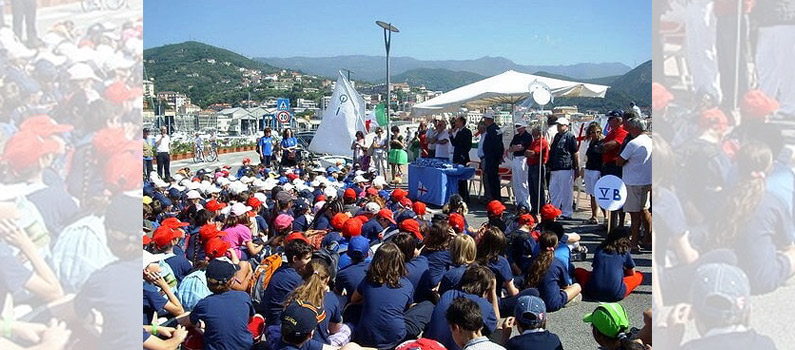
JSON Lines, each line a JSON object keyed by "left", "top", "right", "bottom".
{"left": 143, "top": 283, "right": 166, "bottom": 324}
{"left": 424, "top": 290, "right": 497, "bottom": 350}
{"left": 505, "top": 330, "right": 563, "bottom": 350}
{"left": 439, "top": 264, "right": 468, "bottom": 295}
{"left": 487, "top": 256, "right": 514, "bottom": 292}
{"left": 293, "top": 215, "right": 310, "bottom": 232}
{"left": 164, "top": 254, "right": 193, "bottom": 283}
{"left": 336, "top": 261, "right": 369, "bottom": 296}
{"left": 353, "top": 277, "right": 414, "bottom": 349}
{"left": 405, "top": 255, "right": 431, "bottom": 301}
{"left": 260, "top": 265, "right": 303, "bottom": 324}
{"left": 313, "top": 291, "right": 343, "bottom": 344}
{"left": 585, "top": 247, "right": 636, "bottom": 302}
{"left": 315, "top": 215, "right": 332, "bottom": 230}
{"left": 537, "top": 259, "right": 569, "bottom": 312}
{"left": 361, "top": 218, "right": 383, "bottom": 242}
{"left": 423, "top": 249, "right": 453, "bottom": 287}
{"left": 189, "top": 290, "right": 254, "bottom": 350}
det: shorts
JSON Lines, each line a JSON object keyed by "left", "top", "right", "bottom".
{"left": 584, "top": 169, "right": 600, "bottom": 196}
{"left": 624, "top": 184, "right": 651, "bottom": 212}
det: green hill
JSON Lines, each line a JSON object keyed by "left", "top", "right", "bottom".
{"left": 143, "top": 41, "right": 279, "bottom": 108}
{"left": 386, "top": 68, "right": 486, "bottom": 92}
{"left": 540, "top": 60, "right": 651, "bottom": 112}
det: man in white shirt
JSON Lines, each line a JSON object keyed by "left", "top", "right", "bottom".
{"left": 371, "top": 127, "right": 388, "bottom": 177}
{"left": 630, "top": 102, "right": 643, "bottom": 118}
{"left": 155, "top": 126, "right": 172, "bottom": 180}
{"left": 432, "top": 119, "right": 451, "bottom": 160}
{"left": 617, "top": 118, "right": 652, "bottom": 250}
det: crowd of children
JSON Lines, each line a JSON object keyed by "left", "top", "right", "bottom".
{"left": 141, "top": 160, "right": 650, "bottom": 349}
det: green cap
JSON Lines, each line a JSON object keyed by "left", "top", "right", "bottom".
{"left": 583, "top": 303, "right": 630, "bottom": 338}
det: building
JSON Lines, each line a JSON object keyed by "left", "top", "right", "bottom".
{"left": 296, "top": 98, "right": 317, "bottom": 109}
{"left": 552, "top": 106, "right": 578, "bottom": 116}
{"left": 466, "top": 110, "right": 483, "bottom": 126}
{"left": 321, "top": 96, "right": 332, "bottom": 111}
{"left": 143, "top": 80, "right": 154, "bottom": 99}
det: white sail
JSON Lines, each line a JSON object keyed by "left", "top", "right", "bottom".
{"left": 309, "top": 71, "right": 366, "bottom": 156}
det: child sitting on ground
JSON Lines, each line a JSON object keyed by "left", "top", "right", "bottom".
{"left": 574, "top": 227, "right": 643, "bottom": 302}
{"left": 506, "top": 295, "right": 563, "bottom": 350}
{"left": 523, "top": 233, "right": 581, "bottom": 312}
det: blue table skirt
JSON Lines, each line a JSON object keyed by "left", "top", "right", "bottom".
{"left": 408, "top": 163, "right": 476, "bottom": 206}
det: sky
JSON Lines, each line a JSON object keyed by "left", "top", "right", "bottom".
{"left": 144, "top": 0, "right": 651, "bottom": 68}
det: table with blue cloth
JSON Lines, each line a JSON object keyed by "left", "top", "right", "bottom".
{"left": 408, "top": 159, "right": 476, "bottom": 206}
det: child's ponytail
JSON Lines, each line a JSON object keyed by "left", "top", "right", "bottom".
{"left": 285, "top": 259, "right": 331, "bottom": 308}
{"left": 524, "top": 232, "right": 559, "bottom": 289}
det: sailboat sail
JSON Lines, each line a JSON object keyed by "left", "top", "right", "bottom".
{"left": 309, "top": 71, "right": 366, "bottom": 156}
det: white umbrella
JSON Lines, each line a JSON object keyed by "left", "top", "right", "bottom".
{"left": 411, "top": 70, "right": 609, "bottom": 116}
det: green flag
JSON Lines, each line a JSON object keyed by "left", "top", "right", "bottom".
{"left": 375, "top": 103, "right": 387, "bottom": 126}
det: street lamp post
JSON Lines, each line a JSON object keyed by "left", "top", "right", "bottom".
{"left": 376, "top": 20, "right": 399, "bottom": 143}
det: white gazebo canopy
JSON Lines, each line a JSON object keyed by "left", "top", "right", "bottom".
{"left": 411, "top": 70, "right": 609, "bottom": 116}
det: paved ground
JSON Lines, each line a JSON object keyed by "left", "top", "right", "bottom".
{"left": 170, "top": 152, "right": 652, "bottom": 349}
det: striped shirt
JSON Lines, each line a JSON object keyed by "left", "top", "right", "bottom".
{"left": 463, "top": 336, "right": 506, "bottom": 350}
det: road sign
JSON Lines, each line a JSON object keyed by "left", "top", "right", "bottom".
{"left": 276, "top": 110, "right": 291, "bottom": 124}
{"left": 594, "top": 175, "right": 627, "bottom": 211}
{"left": 277, "top": 98, "right": 290, "bottom": 111}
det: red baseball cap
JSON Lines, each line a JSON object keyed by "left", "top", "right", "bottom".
{"left": 400, "top": 197, "right": 413, "bottom": 208}
{"left": 285, "top": 232, "right": 310, "bottom": 244}
{"left": 2, "top": 131, "right": 60, "bottom": 172}
{"left": 518, "top": 214, "right": 535, "bottom": 227}
{"left": 206, "top": 199, "right": 227, "bottom": 212}
{"left": 199, "top": 223, "right": 226, "bottom": 241}
{"left": 315, "top": 195, "right": 327, "bottom": 202}
{"left": 242, "top": 158, "right": 251, "bottom": 164}
{"left": 205, "top": 237, "right": 231, "bottom": 259}
{"left": 449, "top": 213, "right": 465, "bottom": 233}
{"left": 741, "top": 89, "right": 780, "bottom": 120}
{"left": 399, "top": 219, "right": 423, "bottom": 240}
{"left": 412, "top": 201, "right": 427, "bottom": 215}
{"left": 344, "top": 188, "right": 357, "bottom": 200}
{"left": 391, "top": 188, "right": 408, "bottom": 201}
{"left": 486, "top": 200, "right": 506, "bottom": 216}
{"left": 366, "top": 187, "right": 378, "bottom": 196}
{"left": 104, "top": 151, "right": 143, "bottom": 193}
{"left": 540, "top": 204, "right": 563, "bottom": 221}
{"left": 161, "top": 217, "right": 189, "bottom": 230}
{"left": 104, "top": 81, "right": 142, "bottom": 104}
{"left": 699, "top": 108, "right": 728, "bottom": 132}
{"left": 377, "top": 208, "right": 396, "bottom": 225}
{"left": 19, "top": 114, "right": 73, "bottom": 137}
{"left": 287, "top": 173, "right": 299, "bottom": 181}
{"left": 152, "top": 226, "right": 181, "bottom": 248}
{"left": 247, "top": 197, "right": 263, "bottom": 209}
{"left": 331, "top": 213, "right": 350, "bottom": 231}
{"left": 143, "top": 234, "right": 151, "bottom": 246}
{"left": 342, "top": 217, "right": 363, "bottom": 239}
{"left": 651, "top": 82, "right": 674, "bottom": 112}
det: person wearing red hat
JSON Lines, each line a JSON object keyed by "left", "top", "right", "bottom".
{"left": 342, "top": 216, "right": 364, "bottom": 239}
{"left": 343, "top": 188, "right": 360, "bottom": 216}
{"left": 285, "top": 231, "right": 311, "bottom": 244}
{"left": 366, "top": 208, "right": 396, "bottom": 243}
{"left": 485, "top": 200, "right": 507, "bottom": 233}
{"left": 399, "top": 219, "right": 423, "bottom": 240}
{"left": 508, "top": 214, "right": 539, "bottom": 276}
{"left": 539, "top": 204, "right": 562, "bottom": 222}
{"left": 152, "top": 225, "right": 192, "bottom": 283}
{"left": 448, "top": 213, "right": 466, "bottom": 234}
{"left": 331, "top": 213, "right": 350, "bottom": 233}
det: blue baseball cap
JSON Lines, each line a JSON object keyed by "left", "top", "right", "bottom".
{"left": 515, "top": 295, "right": 547, "bottom": 327}
{"left": 168, "top": 187, "right": 182, "bottom": 198}
{"left": 607, "top": 109, "right": 624, "bottom": 118}
{"left": 348, "top": 236, "right": 369, "bottom": 258}
{"left": 378, "top": 190, "right": 390, "bottom": 199}
{"left": 326, "top": 166, "right": 339, "bottom": 175}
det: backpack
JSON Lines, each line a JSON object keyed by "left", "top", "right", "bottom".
{"left": 248, "top": 254, "right": 283, "bottom": 307}
{"left": 312, "top": 244, "right": 340, "bottom": 282}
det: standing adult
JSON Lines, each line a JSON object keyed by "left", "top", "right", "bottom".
{"left": 752, "top": 0, "right": 795, "bottom": 117}
{"left": 257, "top": 128, "right": 276, "bottom": 166}
{"left": 351, "top": 130, "right": 367, "bottom": 167}
{"left": 630, "top": 102, "right": 642, "bottom": 118}
{"left": 450, "top": 116, "right": 473, "bottom": 203}
{"left": 525, "top": 126, "right": 549, "bottom": 217}
{"left": 547, "top": 117, "right": 579, "bottom": 219}
{"left": 143, "top": 128, "right": 155, "bottom": 181}
{"left": 418, "top": 121, "right": 430, "bottom": 158}
{"left": 601, "top": 110, "right": 629, "bottom": 226}
{"left": 371, "top": 127, "right": 388, "bottom": 177}
{"left": 155, "top": 126, "right": 171, "bottom": 181}
{"left": 508, "top": 120, "right": 533, "bottom": 210}
{"left": 388, "top": 125, "right": 408, "bottom": 182}
{"left": 618, "top": 119, "right": 652, "bottom": 251}
{"left": 482, "top": 112, "right": 504, "bottom": 202}
{"left": 280, "top": 128, "right": 298, "bottom": 167}
{"left": 476, "top": 121, "right": 490, "bottom": 201}
{"left": 583, "top": 122, "right": 605, "bottom": 224}
{"left": 431, "top": 119, "right": 451, "bottom": 160}
{"left": 10, "top": 0, "right": 39, "bottom": 46}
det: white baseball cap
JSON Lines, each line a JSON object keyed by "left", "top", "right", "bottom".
{"left": 186, "top": 190, "right": 202, "bottom": 199}
{"left": 354, "top": 175, "right": 367, "bottom": 183}
{"left": 230, "top": 202, "right": 252, "bottom": 216}
{"left": 556, "top": 117, "right": 570, "bottom": 126}
{"left": 365, "top": 202, "right": 381, "bottom": 214}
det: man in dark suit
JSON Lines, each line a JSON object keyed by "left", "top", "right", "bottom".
{"left": 450, "top": 115, "right": 473, "bottom": 203}
{"left": 482, "top": 112, "right": 504, "bottom": 202}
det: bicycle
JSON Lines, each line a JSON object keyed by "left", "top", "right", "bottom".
{"left": 193, "top": 146, "right": 205, "bottom": 163}
{"left": 206, "top": 142, "right": 219, "bottom": 162}
{"left": 81, "top": 0, "right": 126, "bottom": 12}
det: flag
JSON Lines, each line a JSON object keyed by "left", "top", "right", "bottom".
{"left": 375, "top": 103, "right": 387, "bottom": 126}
